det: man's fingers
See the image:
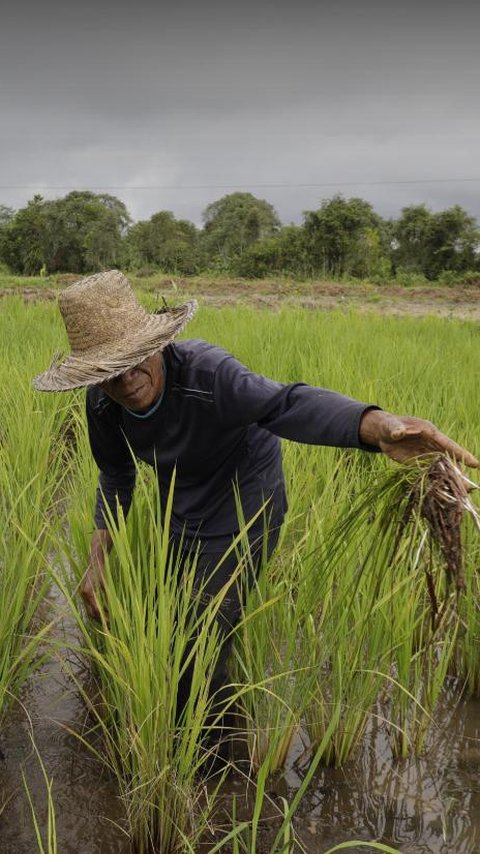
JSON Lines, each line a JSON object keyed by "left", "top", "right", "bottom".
{"left": 417, "top": 425, "right": 479, "bottom": 467}
{"left": 385, "top": 422, "right": 479, "bottom": 468}
{"left": 439, "top": 437, "right": 479, "bottom": 468}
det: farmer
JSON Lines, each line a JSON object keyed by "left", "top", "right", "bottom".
{"left": 34, "top": 270, "right": 477, "bottom": 749}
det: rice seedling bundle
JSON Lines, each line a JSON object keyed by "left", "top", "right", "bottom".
{"left": 400, "top": 456, "right": 479, "bottom": 596}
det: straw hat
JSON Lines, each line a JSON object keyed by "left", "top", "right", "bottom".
{"left": 34, "top": 270, "right": 197, "bottom": 392}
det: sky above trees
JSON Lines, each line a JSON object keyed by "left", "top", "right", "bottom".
{"left": 1, "top": 0, "right": 480, "bottom": 226}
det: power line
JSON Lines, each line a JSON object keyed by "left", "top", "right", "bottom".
{"left": 1, "top": 178, "right": 480, "bottom": 191}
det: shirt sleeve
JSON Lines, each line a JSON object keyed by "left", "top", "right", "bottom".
{"left": 213, "top": 355, "right": 381, "bottom": 450}
{"left": 86, "top": 392, "right": 137, "bottom": 528}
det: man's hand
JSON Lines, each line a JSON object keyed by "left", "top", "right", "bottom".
{"left": 359, "top": 410, "right": 479, "bottom": 468}
{"left": 81, "top": 529, "right": 113, "bottom": 622}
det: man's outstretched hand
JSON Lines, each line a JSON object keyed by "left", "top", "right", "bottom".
{"left": 359, "top": 410, "right": 479, "bottom": 468}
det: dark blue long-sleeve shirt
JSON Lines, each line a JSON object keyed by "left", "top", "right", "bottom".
{"left": 86, "top": 339, "right": 378, "bottom": 541}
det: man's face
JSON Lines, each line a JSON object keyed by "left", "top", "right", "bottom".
{"left": 101, "top": 352, "right": 164, "bottom": 412}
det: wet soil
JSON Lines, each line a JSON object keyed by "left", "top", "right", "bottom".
{"left": 0, "top": 589, "right": 129, "bottom": 854}
{"left": 1, "top": 277, "right": 479, "bottom": 319}
{"left": 146, "top": 277, "right": 480, "bottom": 321}
{"left": 2, "top": 586, "right": 480, "bottom": 853}
{"left": 0, "top": 286, "right": 57, "bottom": 303}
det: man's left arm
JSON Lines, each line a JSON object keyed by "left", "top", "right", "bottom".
{"left": 214, "top": 354, "right": 380, "bottom": 448}
{"left": 213, "top": 356, "right": 478, "bottom": 467}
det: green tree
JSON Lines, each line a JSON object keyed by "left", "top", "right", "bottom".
{"left": 236, "top": 226, "right": 308, "bottom": 278}
{"left": 0, "top": 205, "right": 15, "bottom": 266}
{"left": 1, "top": 192, "right": 130, "bottom": 274}
{"left": 392, "top": 204, "right": 479, "bottom": 279}
{"left": 0, "top": 205, "right": 14, "bottom": 226}
{"left": 303, "top": 195, "right": 389, "bottom": 278}
{"left": 425, "top": 206, "right": 479, "bottom": 278}
{"left": 201, "top": 192, "right": 281, "bottom": 270}
{"left": 391, "top": 205, "right": 434, "bottom": 275}
{"left": 1, "top": 195, "right": 47, "bottom": 275}
{"left": 44, "top": 191, "right": 128, "bottom": 272}
{"left": 125, "top": 211, "right": 199, "bottom": 274}
{"left": 356, "top": 226, "right": 392, "bottom": 279}
{"left": 96, "top": 193, "right": 132, "bottom": 234}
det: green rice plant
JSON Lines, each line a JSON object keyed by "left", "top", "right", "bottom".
{"left": 219, "top": 704, "right": 340, "bottom": 853}
{"left": 380, "top": 459, "right": 476, "bottom": 756}
{"left": 385, "top": 574, "right": 459, "bottom": 758}
{"left": 232, "top": 544, "right": 315, "bottom": 776}
{"left": 230, "top": 454, "right": 379, "bottom": 776}
{"left": 0, "top": 371, "right": 70, "bottom": 724}
{"left": 229, "top": 476, "right": 328, "bottom": 778}
{"left": 300, "top": 457, "right": 478, "bottom": 764}
{"left": 56, "top": 459, "right": 270, "bottom": 853}
{"left": 298, "top": 504, "right": 391, "bottom": 767}
{"left": 224, "top": 803, "right": 401, "bottom": 854}
{"left": 450, "top": 513, "right": 480, "bottom": 696}
{"left": 232, "top": 451, "right": 478, "bottom": 773}
{"left": 4, "top": 295, "right": 476, "bottom": 848}
{"left": 225, "top": 792, "right": 298, "bottom": 854}
{"left": 0, "top": 487, "right": 50, "bottom": 720}
{"left": 244, "top": 455, "right": 392, "bottom": 770}
{"left": 22, "top": 734, "right": 57, "bottom": 854}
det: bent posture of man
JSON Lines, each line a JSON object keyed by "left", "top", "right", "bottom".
{"left": 34, "top": 270, "right": 478, "bottom": 747}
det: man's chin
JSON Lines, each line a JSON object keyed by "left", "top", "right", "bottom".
{"left": 122, "top": 387, "right": 148, "bottom": 408}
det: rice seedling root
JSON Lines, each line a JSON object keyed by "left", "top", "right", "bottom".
{"left": 402, "top": 456, "right": 478, "bottom": 595}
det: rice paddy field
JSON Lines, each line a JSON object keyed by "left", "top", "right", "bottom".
{"left": 1, "top": 287, "right": 480, "bottom": 853}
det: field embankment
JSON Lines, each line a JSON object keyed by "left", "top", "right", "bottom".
{"left": 1, "top": 272, "right": 479, "bottom": 319}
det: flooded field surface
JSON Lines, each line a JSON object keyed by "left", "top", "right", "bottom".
{"left": 0, "top": 590, "right": 130, "bottom": 854}
{"left": 287, "top": 698, "right": 480, "bottom": 853}
{"left": 1, "top": 591, "right": 480, "bottom": 854}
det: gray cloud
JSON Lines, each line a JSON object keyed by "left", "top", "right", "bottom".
{"left": 1, "top": 0, "right": 480, "bottom": 225}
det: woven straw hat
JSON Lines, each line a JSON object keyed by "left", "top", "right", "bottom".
{"left": 34, "top": 270, "right": 197, "bottom": 391}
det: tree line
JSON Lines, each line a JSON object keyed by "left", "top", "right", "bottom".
{"left": 1, "top": 190, "right": 479, "bottom": 282}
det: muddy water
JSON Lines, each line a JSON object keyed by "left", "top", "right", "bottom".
{"left": 285, "top": 696, "right": 480, "bottom": 853}
{"left": 0, "top": 589, "right": 129, "bottom": 854}
{"left": 1, "top": 592, "right": 480, "bottom": 854}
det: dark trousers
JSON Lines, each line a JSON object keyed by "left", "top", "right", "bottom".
{"left": 174, "top": 520, "right": 282, "bottom": 750}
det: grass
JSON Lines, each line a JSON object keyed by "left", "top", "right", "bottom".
{"left": 0, "top": 361, "right": 71, "bottom": 724}
{"left": 1, "top": 294, "right": 479, "bottom": 851}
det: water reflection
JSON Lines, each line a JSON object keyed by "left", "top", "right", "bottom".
{"left": 288, "top": 691, "right": 480, "bottom": 853}
{"left": 0, "top": 590, "right": 130, "bottom": 854}
{"left": 1, "top": 592, "right": 480, "bottom": 854}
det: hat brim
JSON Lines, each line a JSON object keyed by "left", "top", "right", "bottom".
{"left": 34, "top": 300, "right": 197, "bottom": 392}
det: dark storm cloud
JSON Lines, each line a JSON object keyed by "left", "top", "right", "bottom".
{"left": 1, "top": 0, "right": 480, "bottom": 224}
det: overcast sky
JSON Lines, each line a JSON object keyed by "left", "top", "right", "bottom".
{"left": 1, "top": 0, "right": 480, "bottom": 226}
